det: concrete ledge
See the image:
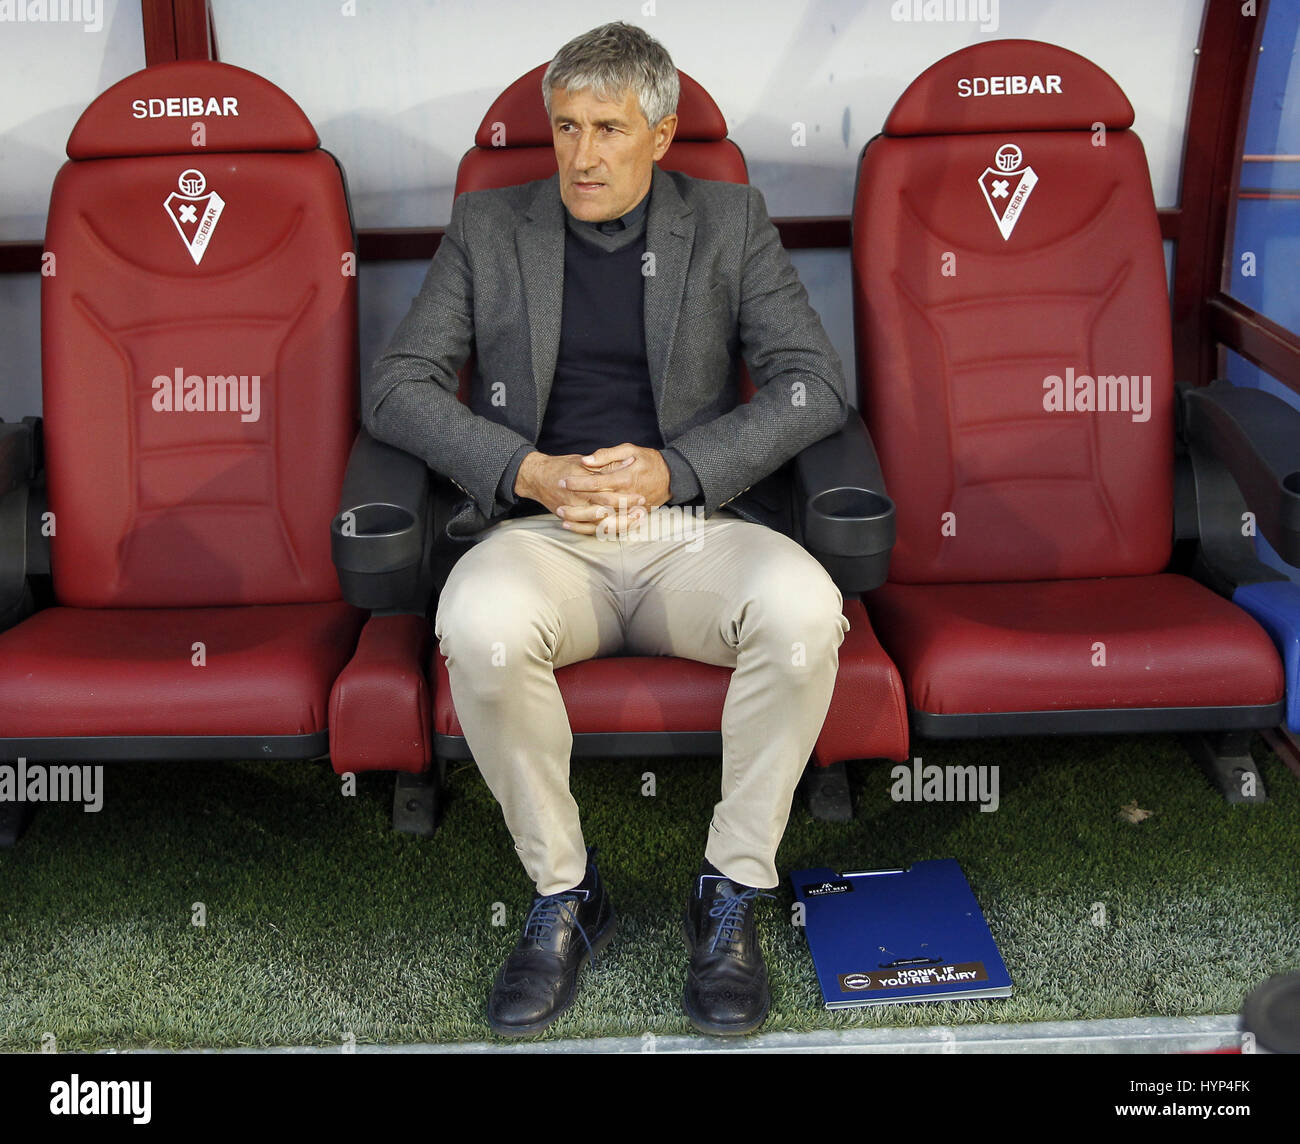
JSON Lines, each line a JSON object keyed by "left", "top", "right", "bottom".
{"left": 113, "top": 1014, "right": 1247, "bottom": 1055}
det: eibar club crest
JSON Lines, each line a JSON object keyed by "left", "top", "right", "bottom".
{"left": 163, "top": 168, "right": 225, "bottom": 265}
{"left": 978, "top": 143, "right": 1038, "bottom": 240}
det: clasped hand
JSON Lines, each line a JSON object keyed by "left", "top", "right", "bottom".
{"left": 515, "top": 443, "right": 672, "bottom": 537}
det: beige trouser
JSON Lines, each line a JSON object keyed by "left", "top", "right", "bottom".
{"left": 433, "top": 506, "right": 850, "bottom": 894}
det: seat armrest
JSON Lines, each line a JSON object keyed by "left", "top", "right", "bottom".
{"left": 331, "top": 428, "right": 432, "bottom": 611}
{"left": 0, "top": 418, "right": 43, "bottom": 630}
{"left": 1182, "top": 380, "right": 1300, "bottom": 567}
{"left": 0, "top": 417, "right": 39, "bottom": 497}
{"left": 793, "top": 411, "right": 896, "bottom": 592}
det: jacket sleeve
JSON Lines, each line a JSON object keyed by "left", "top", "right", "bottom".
{"left": 362, "top": 192, "right": 535, "bottom": 517}
{"left": 662, "top": 446, "right": 703, "bottom": 504}
{"left": 663, "top": 184, "right": 848, "bottom": 513}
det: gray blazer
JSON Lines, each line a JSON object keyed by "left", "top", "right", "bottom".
{"left": 364, "top": 164, "right": 848, "bottom": 541}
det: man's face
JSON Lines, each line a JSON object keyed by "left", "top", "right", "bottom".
{"left": 549, "top": 85, "right": 677, "bottom": 222}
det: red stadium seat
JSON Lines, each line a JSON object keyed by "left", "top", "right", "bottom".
{"left": 332, "top": 64, "right": 909, "bottom": 829}
{"left": 0, "top": 61, "right": 366, "bottom": 810}
{"left": 853, "top": 40, "right": 1284, "bottom": 795}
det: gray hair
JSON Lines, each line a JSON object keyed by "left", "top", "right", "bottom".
{"left": 542, "top": 22, "right": 680, "bottom": 128}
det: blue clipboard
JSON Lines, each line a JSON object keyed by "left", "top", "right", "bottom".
{"left": 790, "top": 858, "right": 1012, "bottom": 1008}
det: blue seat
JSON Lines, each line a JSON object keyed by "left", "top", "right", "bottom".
{"left": 1234, "top": 580, "right": 1300, "bottom": 733}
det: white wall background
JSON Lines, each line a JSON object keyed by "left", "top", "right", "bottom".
{"left": 0, "top": 0, "right": 144, "bottom": 418}
{"left": 0, "top": 0, "right": 1206, "bottom": 420}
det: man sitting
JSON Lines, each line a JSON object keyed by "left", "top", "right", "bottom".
{"left": 365, "top": 21, "right": 851, "bottom": 1037}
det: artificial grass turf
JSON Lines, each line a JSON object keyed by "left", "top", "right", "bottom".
{"left": 1, "top": 734, "right": 1298, "bottom": 1050}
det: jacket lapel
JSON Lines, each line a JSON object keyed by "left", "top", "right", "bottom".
{"left": 516, "top": 166, "right": 695, "bottom": 438}
{"left": 643, "top": 165, "right": 694, "bottom": 422}
{"left": 517, "top": 176, "right": 566, "bottom": 435}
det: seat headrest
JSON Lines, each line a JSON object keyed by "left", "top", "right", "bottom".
{"left": 473, "top": 63, "right": 728, "bottom": 148}
{"left": 66, "top": 60, "right": 319, "bottom": 160}
{"left": 884, "top": 39, "right": 1134, "bottom": 136}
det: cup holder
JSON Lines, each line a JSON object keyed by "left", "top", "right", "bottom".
{"left": 806, "top": 486, "right": 896, "bottom": 557}
{"left": 332, "top": 501, "right": 420, "bottom": 575}
{"left": 1284, "top": 472, "right": 1300, "bottom": 497}
{"left": 339, "top": 502, "right": 416, "bottom": 537}
{"left": 809, "top": 487, "right": 893, "bottom": 522}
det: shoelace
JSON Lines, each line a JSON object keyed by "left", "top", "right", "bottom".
{"left": 707, "top": 887, "right": 775, "bottom": 954}
{"left": 523, "top": 891, "right": 599, "bottom": 966}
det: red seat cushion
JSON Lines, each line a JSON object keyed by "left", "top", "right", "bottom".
{"left": 0, "top": 602, "right": 364, "bottom": 738}
{"left": 882, "top": 39, "right": 1134, "bottom": 137}
{"left": 45, "top": 61, "right": 356, "bottom": 610}
{"left": 435, "top": 652, "right": 729, "bottom": 738}
{"left": 66, "top": 59, "right": 319, "bottom": 158}
{"left": 855, "top": 126, "right": 1174, "bottom": 585}
{"left": 868, "top": 575, "right": 1284, "bottom": 715}
{"left": 434, "top": 599, "right": 909, "bottom": 763}
{"left": 455, "top": 63, "right": 746, "bottom": 195}
{"left": 854, "top": 41, "right": 1172, "bottom": 585}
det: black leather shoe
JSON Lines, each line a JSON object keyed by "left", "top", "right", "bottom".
{"left": 486, "top": 858, "right": 616, "bottom": 1038}
{"left": 683, "top": 873, "right": 774, "bottom": 1036}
